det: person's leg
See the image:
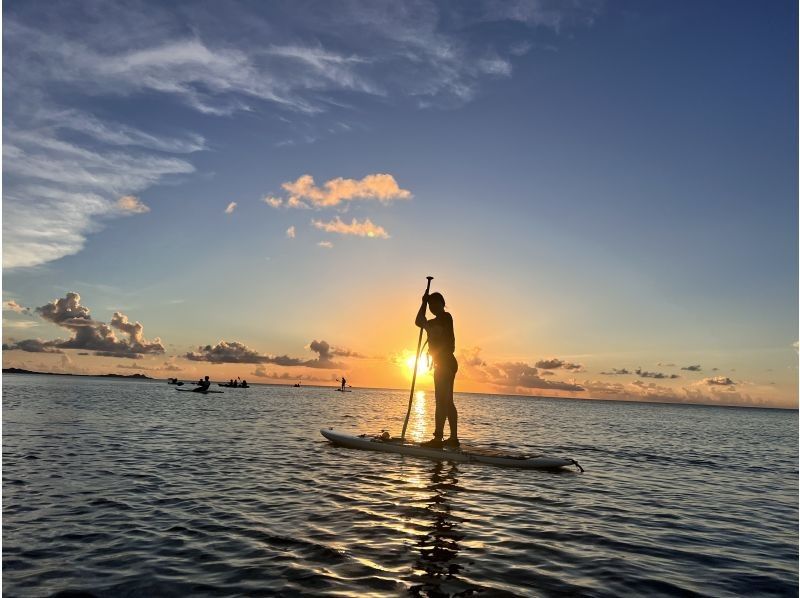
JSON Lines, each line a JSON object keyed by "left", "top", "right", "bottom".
{"left": 444, "top": 358, "right": 458, "bottom": 442}
{"left": 433, "top": 367, "right": 447, "bottom": 439}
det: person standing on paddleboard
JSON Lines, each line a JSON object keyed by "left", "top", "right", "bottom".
{"left": 415, "top": 291, "right": 459, "bottom": 448}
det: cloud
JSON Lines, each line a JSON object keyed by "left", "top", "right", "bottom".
{"left": 4, "top": 2, "right": 597, "bottom": 267}
{"left": 251, "top": 366, "right": 336, "bottom": 382}
{"left": 281, "top": 174, "right": 410, "bottom": 208}
{"left": 600, "top": 368, "right": 631, "bottom": 375}
{"left": 317, "top": 241, "right": 334, "bottom": 249}
{"left": 116, "top": 195, "right": 150, "bottom": 214}
{"left": 286, "top": 225, "right": 296, "bottom": 239}
{"left": 459, "top": 346, "right": 485, "bottom": 367}
{"left": 2, "top": 292, "right": 164, "bottom": 358}
{"left": 225, "top": 201, "right": 237, "bottom": 214}
{"left": 681, "top": 365, "right": 702, "bottom": 372}
{"left": 704, "top": 376, "right": 736, "bottom": 386}
{"left": 2, "top": 339, "right": 63, "bottom": 353}
{"left": 308, "top": 339, "right": 365, "bottom": 360}
{"left": 4, "top": 300, "right": 31, "bottom": 314}
{"left": 185, "top": 339, "right": 346, "bottom": 369}
{"left": 264, "top": 196, "right": 283, "bottom": 208}
{"left": 581, "top": 376, "right": 768, "bottom": 407}
{"left": 3, "top": 129, "right": 194, "bottom": 268}
{"left": 2, "top": 320, "right": 39, "bottom": 329}
{"left": 312, "top": 217, "right": 389, "bottom": 238}
{"left": 535, "top": 358, "right": 583, "bottom": 371}
{"left": 456, "top": 347, "right": 583, "bottom": 392}
{"left": 491, "top": 362, "right": 584, "bottom": 391}
{"left": 635, "top": 368, "right": 679, "bottom": 380}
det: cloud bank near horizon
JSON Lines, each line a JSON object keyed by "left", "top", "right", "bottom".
{"left": 2, "top": 292, "right": 164, "bottom": 359}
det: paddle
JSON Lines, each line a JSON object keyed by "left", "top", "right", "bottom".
{"left": 400, "top": 276, "right": 433, "bottom": 440}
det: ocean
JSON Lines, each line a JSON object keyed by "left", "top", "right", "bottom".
{"left": 3, "top": 374, "right": 797, "bottom": 596}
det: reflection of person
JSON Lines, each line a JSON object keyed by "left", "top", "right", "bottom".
{"left": 415, "top": 291, "right": 459, "bottom": 448}
{"left": 409, "top": 461, "right": 475, "bottom": 596}
{"left": 194, "top": 376, "right": 211, "bottom": 392}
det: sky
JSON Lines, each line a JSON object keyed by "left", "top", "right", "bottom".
{"left": 2, "top": 0, "right": 798, "bottom": 408}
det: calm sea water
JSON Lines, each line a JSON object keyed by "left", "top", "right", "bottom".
{"left": 3, "top": 374, "right": 797, "bottom": 597}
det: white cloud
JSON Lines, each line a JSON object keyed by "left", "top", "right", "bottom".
{"left": 225, "top": 202, "right": 237, "bottom": 214}
{"left": 312, "top": 217, "right": 389, "bottom": 238}
{"left": 317, "top": 241, "right": 334, "bottom": 249}
{"left": 3, "top": 129, "right": 194, "bottom": 268}
{"left": 286, "top": 226, "right": 296, "bottom": 239}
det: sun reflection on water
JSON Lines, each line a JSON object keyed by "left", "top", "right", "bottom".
{"left": 410, "top": 390, "right": 431, "bottom": 443}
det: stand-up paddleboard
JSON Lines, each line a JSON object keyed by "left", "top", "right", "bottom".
{"left": 176, "top": 388, "right": 224, "bottom": 394}
{"left": 321, "top": 429, "right": 583, "bottom": 471}
{"left": 335, "top": 388, "right": 352, "bottom": 392}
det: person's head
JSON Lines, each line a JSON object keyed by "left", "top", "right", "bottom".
{"left": 428, "top": 292, "right": 446, "bottom": 315}
{"left": 204, "top": 376, "right": 209, "bottom": 381}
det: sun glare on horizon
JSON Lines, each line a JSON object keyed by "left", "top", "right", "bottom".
{"left": 404, "top": 353, "right": 431, "bottom": 378}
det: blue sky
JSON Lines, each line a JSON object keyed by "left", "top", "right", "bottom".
{"left": 3, "top": 0, "right": 797, "bottom": 407}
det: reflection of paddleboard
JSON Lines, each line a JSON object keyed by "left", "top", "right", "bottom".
{"left": 320, "top": 429, "right": 582, "bottom": 471}
{"left": 176, "top": 388, "right": 223, "bottom": 394}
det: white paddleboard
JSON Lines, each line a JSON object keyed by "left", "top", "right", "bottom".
{"left": 320, "top": 429, "right": 582, "bottom": 471}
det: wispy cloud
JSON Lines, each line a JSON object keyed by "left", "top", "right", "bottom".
{"left": 312, "top": 217, "right": 389, "bottom": 238}
{"left": 4, "top": 1, "right": 597, "bottom": 267}
{"left": 286, "top": 225, "right": 296, "bottom": 239}
{"left": 317, "top": 241, "right": 334, "bottom": 249}
{"left": 3, "top": 129, "right": 194, "bottom": 268}
{"left": 225, "top": 202, "right": 237, "bottom": 214}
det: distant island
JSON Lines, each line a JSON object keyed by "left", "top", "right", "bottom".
{"left": 2, "top": 368, "right": 152, "bottom": 380}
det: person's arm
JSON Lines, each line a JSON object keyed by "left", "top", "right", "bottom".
{"left": 415, "top": 294, "right": 429, "bottom": 328}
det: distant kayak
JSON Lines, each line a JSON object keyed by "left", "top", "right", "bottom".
{"left": 177, "top": 388, "right": 223, "bottom": 394}
{"left": 320, "top": 429, "right": 582, "bottom": 471}
{"left": 218, "top": 384, "right": 249, "bottom": 388}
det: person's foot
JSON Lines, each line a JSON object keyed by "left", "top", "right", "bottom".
{"left": 443, "top": 436, "right": 460, "bottom": 448}
{"left": 421, "top": 437, "right": 444, "bottom": 449}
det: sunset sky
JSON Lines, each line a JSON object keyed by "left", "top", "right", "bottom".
{"left": 3, "top": 0, "right": 797, "bottom": 408}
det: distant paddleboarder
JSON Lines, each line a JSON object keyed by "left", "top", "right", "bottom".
{"left": 415, "top": 290, "right": 458, "bottom": 448}
{"left": 194, "top": 376, "right": 211, "bottom": 392}
{"left": 340, "top": 377, "right": 347, "bottom": 391}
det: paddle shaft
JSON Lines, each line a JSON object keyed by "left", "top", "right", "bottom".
{"left": 401, "top": 276, "right": 433, "bottom": 439}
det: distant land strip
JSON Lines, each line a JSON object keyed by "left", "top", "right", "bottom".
{"left": 2, "top": 367, "right": 152, "bottom": 380}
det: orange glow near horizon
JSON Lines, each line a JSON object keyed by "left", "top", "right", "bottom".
{"left": 404, "top": 352, "right": 431, "bottom": 379}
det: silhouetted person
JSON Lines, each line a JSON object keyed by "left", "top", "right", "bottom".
{"left": 415, "top": 291, "right": 458, "bottom": 448}
{"left": 240, "top": 380, "right": 248, "bottom": 388}
{"left": 194, "top": 376, "right": 211, "bottom": 392}
{"left": 341, "top": 377, "right": 347, "bottom": 391}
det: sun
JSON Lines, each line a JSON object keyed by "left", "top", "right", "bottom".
{"left": 404, "top": 353, "right": 431, "bottom": 377}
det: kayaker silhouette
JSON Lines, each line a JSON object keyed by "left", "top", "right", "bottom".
{"left": 415, "top": 290, "right": 458, "bottom": 448}
{"left": 194, "top": 376, "right": 211, "bottom": 392}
